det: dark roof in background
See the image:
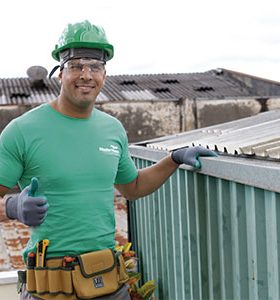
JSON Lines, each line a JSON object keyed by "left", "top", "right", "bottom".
{"left": 1, "top": 68, "right": 280, "bottom": 105}
{"left": 106, "top": 69, "right": 280, "bottom": 101}
{"left": 0, "top": 77, "right": 60, "bottom": 105}
{"left": 140, "top": 109, "right": 280, "bottom": 161}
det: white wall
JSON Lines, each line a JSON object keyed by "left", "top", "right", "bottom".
{"left": 0, "top": 271, "right": 18, "bottom": 300}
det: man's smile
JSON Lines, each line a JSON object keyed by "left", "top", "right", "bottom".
{"left": 75, "top": 84, "right": 95, "bottom": 93}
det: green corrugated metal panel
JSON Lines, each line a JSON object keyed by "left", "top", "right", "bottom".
{"left": 129, "top": 157, "right": 280, "bottom": 300}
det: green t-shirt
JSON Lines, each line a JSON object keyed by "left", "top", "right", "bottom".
{"left": 0, "top": 104, "right": 138, "bottom": 260}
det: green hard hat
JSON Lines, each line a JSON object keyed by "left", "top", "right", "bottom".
{"left": 52, "top": 20, "right": 114, "bottom": 62}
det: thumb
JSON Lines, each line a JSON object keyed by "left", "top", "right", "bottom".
{"left": 28, "top": 177, "right": 39, "bottom": 197}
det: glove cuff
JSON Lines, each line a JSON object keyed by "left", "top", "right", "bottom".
{"left": 5, "top": 195, "right": 18, "bottom": 220}
{"left": 171, "top": 151, "right": 182, "bottom": 165}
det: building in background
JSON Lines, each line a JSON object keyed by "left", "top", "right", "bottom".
{"left": 1, "top": 67, "right": 280, "bottom": 142}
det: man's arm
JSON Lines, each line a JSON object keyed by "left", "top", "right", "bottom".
{"left": 115, "top": 155, "right": 178, "bottom": 200}
{"left": 0, "top": 185, "right": 11, "bottom": 221}
{"left": 115, "top": 146, "right": 217, "bottom": 200}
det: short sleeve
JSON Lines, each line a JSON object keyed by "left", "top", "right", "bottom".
{"left": 114, "top": 132, "right": 138, "bottom": 185}
{"left": 0, "top": 121, "right": 24, "bottom": 188}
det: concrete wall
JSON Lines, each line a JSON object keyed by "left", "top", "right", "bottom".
{"left": 1, "top": 97, "right": 280, "bottom": 143}
{"left": 97, "top": 101, "right": 181, "bottom": 142}
{"left": 192, "top": 98, "right": 262, "bottom": 129}
{"left": 0, "top": 283, "right": 18, "bottom": 300}
{"left": 183, "top": 97, "right": 280, "bottom": 130}
{"left": 0, "top": 271, "right": 18, "bottom": 300}
{"left": 97, "top": 97, "right": 280, "bottom": 141}
{"left": 0, "top": 105, "right": 34, "bottom": 132}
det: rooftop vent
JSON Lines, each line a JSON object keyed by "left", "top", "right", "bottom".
{"left": 161, "top": 79, "right": 179, "bottom": 84}
{"left": 27, "top": 66, "right": 48, "bottom": 88}
{"left": 193, "top": 86, "right": 214, "bottom": 92}
{"left": 214, "top": 68, "right": 224, "bottom": 75}
{"left": 10, "top": 92, "right": 30, "bottom": 99}
{"left": 119, "top": 80, "right": 137, "bottom": 86}
{"left": 154, "top": 87, "right": 171, "bottom": 93}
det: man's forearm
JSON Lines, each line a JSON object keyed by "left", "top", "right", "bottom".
{"left": 0, "top": 196, "right": 9, "bottom": 222}
{"left": 134, "top": 155, "right": 179, "bottom": 198}
{"left": 116, "top": 155, "right": 179, "bottom": 200}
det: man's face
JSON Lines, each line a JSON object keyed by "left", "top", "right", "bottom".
{"left": 59, "top": 58, "right": 106, "bottom": 110}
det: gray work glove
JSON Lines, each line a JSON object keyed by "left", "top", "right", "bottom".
{"left": 171, "top": 146, "right": 218, "bottom": 169}
{"left": 5, "top": 177, "right": 48, "bottom": 226}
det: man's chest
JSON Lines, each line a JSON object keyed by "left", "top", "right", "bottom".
{"left": 23, "top": 134, "right": 122, "bottom": 189}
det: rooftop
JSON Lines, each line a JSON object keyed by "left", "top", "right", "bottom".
{"left": 1, "top": 68, "right": 280, "bottom": 105}
{"left": 138, "top": 109, "right": 280, "bottom": 161}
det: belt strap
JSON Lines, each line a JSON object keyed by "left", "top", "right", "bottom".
{"left": 17, "top": 270, "right": 27, "bottom": 293}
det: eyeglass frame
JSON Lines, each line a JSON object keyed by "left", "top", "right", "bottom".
{"left": 61, "top": 58, "right": 106, "bottom": 74}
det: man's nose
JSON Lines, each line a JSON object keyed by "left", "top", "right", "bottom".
{"left": 80, "top": 66, "right": 93, "bottom": 79}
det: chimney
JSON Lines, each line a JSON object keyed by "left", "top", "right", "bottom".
{"left": 26, "top": 66, "right": 48, "bottom": 88}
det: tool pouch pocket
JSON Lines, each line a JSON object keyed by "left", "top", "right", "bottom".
{"left": 26, "top": 266, "right": 74, "bottom": 296}
{"left": 72, "top": 248, "right": 121, "bottom": 299}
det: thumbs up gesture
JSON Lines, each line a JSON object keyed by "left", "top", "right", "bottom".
{"left": 6, "top": 177, "right": 48, "bottom": 226}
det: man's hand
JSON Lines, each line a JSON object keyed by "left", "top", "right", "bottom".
{"left": 5, "top": 177, "right": 48, "bottom": 226}
{"left": 171, "top": 146, "right": 218, "bottom": 169}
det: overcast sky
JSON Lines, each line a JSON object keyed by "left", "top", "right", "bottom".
{"left": 1, "top": 0, "right": 280, "bottom": 81}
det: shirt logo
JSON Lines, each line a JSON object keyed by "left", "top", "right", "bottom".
{"left": 99, "top": 145, "right": 120, "bottom": 156}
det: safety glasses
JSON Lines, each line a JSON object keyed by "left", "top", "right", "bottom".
{"left": 63, "top": 59, "right": 106, "bottom": 74}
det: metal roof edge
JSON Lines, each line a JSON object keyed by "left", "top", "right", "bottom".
{"left": 129, "top": 145, "right": 280, "bottom": 193}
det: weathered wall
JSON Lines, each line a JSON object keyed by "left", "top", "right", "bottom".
{"left": 1, "top": 97, "right": 280, "bottom": 143}
{"left": 0, "top": 106, "right": 33, "bottom": 132}
{"left": 182, "top": 97, "right": 280, "bottom": 130}
{"left": 97, "top": 101, "right": 181, "bottom": 142}
{"left": 267, "top": 97, "right": 280, "bottom": 110}
{"left": 192, "top": 98, "right": 262, "bottom": 129}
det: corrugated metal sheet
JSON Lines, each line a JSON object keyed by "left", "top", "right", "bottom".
{"left": 0, "top": 77, "right": 60, "bottom": 105}
{"left": 2, "top": 68, "right": 280, "bottom": 105}
{"left": 145, "top": 110, "right": 280, "bottom": 160}
{"left": 129, "top": 157, "right": 280, "bottom": 300}
{"left": 104, "top": 70, "right": 280, "bottom": 101}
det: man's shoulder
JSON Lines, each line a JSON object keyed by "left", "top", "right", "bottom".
{"left": 19, "top": 103, "right": 49, "bottom": 119}
{"left": 2, "top": 104, "right": 49, "bottom": 135}
{"left": 94, "top": 108, "right": 123, "bottom": 126}
{"left": 9, "top": 103, "right": 47, "bottom": 124}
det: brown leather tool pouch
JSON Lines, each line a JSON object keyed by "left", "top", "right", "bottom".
{"left": 72, "top": 248, "right": 124, "bottom": 299}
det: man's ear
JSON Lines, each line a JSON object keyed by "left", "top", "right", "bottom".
{"left": 58, "top": 70, "right": 63, "bottom": 81}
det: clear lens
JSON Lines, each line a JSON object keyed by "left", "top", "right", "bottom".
{"left": 64, "top": 59, "right": 105, "bottom": 74}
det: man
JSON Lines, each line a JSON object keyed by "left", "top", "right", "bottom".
{"left": 0, "top": 20, "right": 217, "bottom": 300}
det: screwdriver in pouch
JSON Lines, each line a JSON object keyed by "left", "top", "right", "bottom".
{"left": 27, "top": 252, "right": 36, "bottom": 268}
{"left": 63, "top": 256, "right": 75, "bottom": 269}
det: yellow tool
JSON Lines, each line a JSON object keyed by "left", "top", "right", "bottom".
{"left": 36, "top": 239, "right": 50, "bottom": 267}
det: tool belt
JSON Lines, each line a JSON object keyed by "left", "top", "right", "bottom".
{"left": 19, "top": 248, "right": 129, "bottom": 300}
